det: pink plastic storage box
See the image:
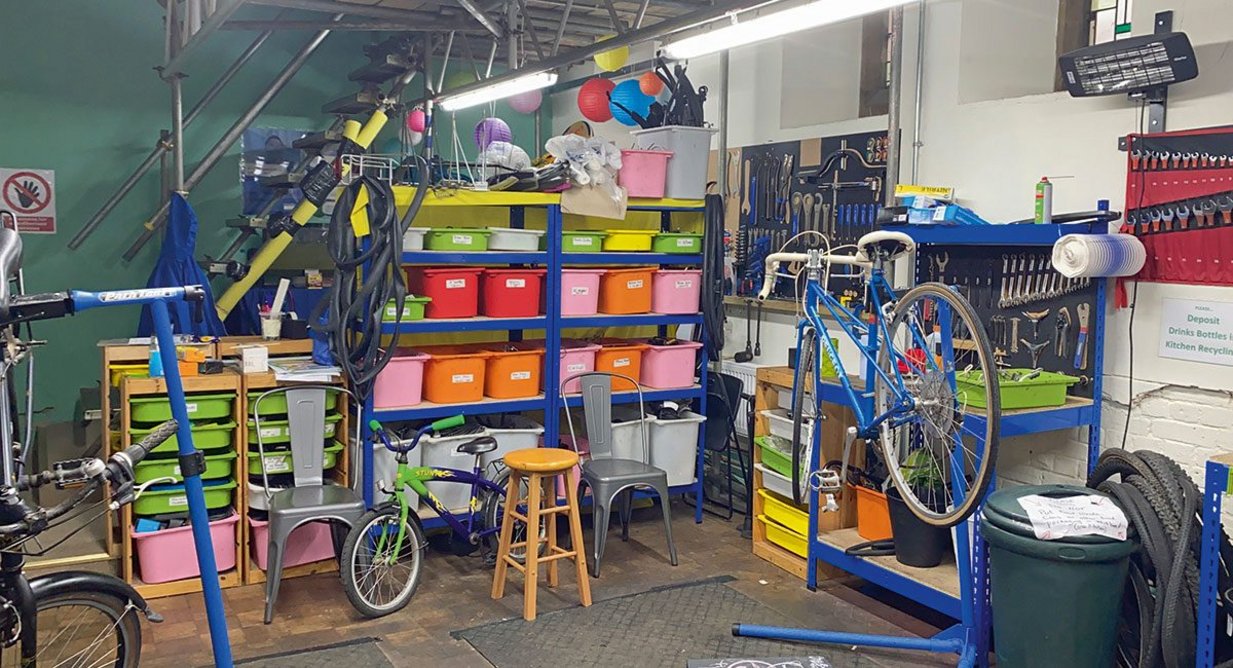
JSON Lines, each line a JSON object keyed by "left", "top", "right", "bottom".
{"left": 249, "top": 516, "right": 336, "bottom": 571}
{"left": 560, "top": 269, "right": 606, "bottom": 316}
{"left": 618, "top": 149, "right": 673, "bottom": 198}
{"left": 373, "top": 350, "right": 430, "bottom": 409}
{"left": 131, "top": 512, "right": 239, "bottom": 584}
{"left": 640, "top": 339, "right": 704, "bottom": 389}
{"left": 558, "top": 341, "right": 600, "bottom": 393}
{"left": 651, "top": 269, "right": 702, "bottom": 314}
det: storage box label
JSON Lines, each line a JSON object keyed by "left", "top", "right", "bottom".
{"left": 259, "top": 427, "right": 283, "bottom": 438}
{"left": 185, "top": 402, "right": 197, "bottom": 414}
{"left": 567, "top": 363, "right": 585, "bottom": 372}
{"left": 675, "top": 279, "right": 693, "bottom": 289}
{"left": 445, "top": 279, "right": 467, "bottom": 289}
{"left": 676, "top": 238, "right": 693, "bottom": 247}
{"left": 510, "top": 371, "right": 532, "bottom": 380}
{"left": 613, "top": 357, "right": 631, "bottom": 367}
{"left": 169, "top": 495, "right": 188, "bottom": 507}
{"left": 173, "top": 465, "right": 182, "bottom": 476}
{"left": 505, "top": 278, "right": 526, "bottom": 288}
{"left": 451, "top": 234, "right": 473, "bottom": 244}
{"left": 570, "top": 286, "right": 589, "bottom": 295}
{"left": 451, "top": 373, "right": 474, "bottom": 384}
{"left": 627, "top": 280, "right": 644, "bottom": 289}
{"left": 265, "top": 455, "right": 289, "bottom": 472}
{"left": 572, "top": 236, "right": 593, "bottom": 246}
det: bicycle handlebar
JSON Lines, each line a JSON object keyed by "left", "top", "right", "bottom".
{"left": 758, "top": 251, "right": 873, "bottom": 301}
{"left": 370, "top": 415, "right": 465, "bottom": 454}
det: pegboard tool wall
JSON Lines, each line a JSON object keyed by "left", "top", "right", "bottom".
{"left": 1125, "top": 124, "right": 1233, "bottom": 286}
{"left": 916, "top": 246, "right": 1097, "bottom": 398}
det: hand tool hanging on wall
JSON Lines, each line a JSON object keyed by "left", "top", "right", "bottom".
{"left": 1074, "top": 303, "right": 1091, "bottom": 370}
{"left": 735, "top": 299, "right": 754, "bottom": 363}
{"left": 1023, "top": 309, "right": 1050, "bottom": 338}
{"left": 1021, "top": 338, "right": 1049, "bottom": 368}
{"left": 753, "top": 301, "right": 764, "bottom": 358}
{"left": 791, "top": 192, "right": 803, "bottom": 244}
{"left": 1055, "top": 307, "right": 1072, "bottom": 358}
{"left": 1010, "top": 317, "right": 1021, "bottom": 353}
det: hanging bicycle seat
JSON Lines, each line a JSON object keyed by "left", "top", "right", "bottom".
{"left": 857, "top": 230, "right": 915, "bottom": 261}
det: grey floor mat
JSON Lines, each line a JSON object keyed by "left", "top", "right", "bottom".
{"left": 233, "top": 637, "right": 393, "bottom": 667}
{"left": 454, "top": 578, "right": 882, "bottom": 668}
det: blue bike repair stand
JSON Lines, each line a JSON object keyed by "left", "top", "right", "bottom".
{"left": 74, "top": 290, "right": 233, "bottom": 667}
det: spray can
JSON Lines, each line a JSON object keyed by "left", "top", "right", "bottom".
{"left": 1034, "top": 177, "right": 1053, "bottom": 224}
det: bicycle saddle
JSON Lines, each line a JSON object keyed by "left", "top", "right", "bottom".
{"left": 856, "top": 230, "right": 915, "bottom": 261}
{"left": 456, "top": 436, "right": 499, "bottom": 455}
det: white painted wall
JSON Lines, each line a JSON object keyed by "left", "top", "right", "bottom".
{"left": 547, "top": 0, "right": 1233, "bottom": 491}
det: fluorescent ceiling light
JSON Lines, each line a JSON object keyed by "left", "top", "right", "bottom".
{"left": 662, "top": 0, "right": 913, "bottom": 60}
{"left": 437, "top": 71, "right": 559, "bottom": 111}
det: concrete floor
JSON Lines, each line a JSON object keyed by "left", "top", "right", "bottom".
{"left": 143, "top": 500, "right": 956, "bottom": 667}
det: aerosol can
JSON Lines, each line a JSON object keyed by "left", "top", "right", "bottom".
{"left": 1034, "top": 176, "right": 1053, "bottom": 224}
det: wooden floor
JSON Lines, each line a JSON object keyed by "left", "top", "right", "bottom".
{"left": 143, "top": 500, "right": 954, "bottom": 667}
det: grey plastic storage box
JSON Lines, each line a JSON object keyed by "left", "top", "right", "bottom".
{"left": 629, "top": 126, "right": 717, "bottom": 200}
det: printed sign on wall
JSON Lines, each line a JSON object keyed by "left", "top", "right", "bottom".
{"left": 0, "top": 168, "right": 56, "bottom": 234}
{"left": 1158, "top": 297, "right": 1233, "bottom": 367}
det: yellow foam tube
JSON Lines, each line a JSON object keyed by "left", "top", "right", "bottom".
{"left": 215, "top": 111, "right": 389, "bottom": 319}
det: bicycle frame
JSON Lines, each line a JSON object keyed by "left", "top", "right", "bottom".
{"left": 377, "top": 457, "right": 506, "bottom": 561}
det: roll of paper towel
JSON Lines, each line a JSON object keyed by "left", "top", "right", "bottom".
{"left": 1051, "top": 233, "right": 1145, "bottom": 278}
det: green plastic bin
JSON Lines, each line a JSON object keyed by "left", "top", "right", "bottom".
{"left": 981, "top": 485, "right": 1136, "bottom": 668}
{"left": 135, "top": 451, "right": 236, "bottom": 484}
{"left": 132, "top": 479, "right": 237, "bottom": 516}
{"left": 956, "top": 369, "right": 1079, "bottom": 409}
{"left": 755, "top": 435, "right": 794, "bottom": 479}
{"left": 131, "top": 419, "right": 236, "bottom": 454}
{"left": 247, "top": 413, "right": 342, "bottom": 445}
{"left": 130, "top": 393, "right": 234, "bottom": 422}
{"left": 247, "top": 392, "right": 339, "bottom": 416}
{"left": 424, "top": 228, "right": 491, "bottom": 251}
{"left": 651, "top": 232, "right": 702, "bottom": 254}
{"left": 556, "top": 231, "right": 607, "bottom": 252}
{"left": 246, "top": 440, "right": 345, "bottom": 475}
{"left": 382, "top": 296, "right": 431, "bottom": 322}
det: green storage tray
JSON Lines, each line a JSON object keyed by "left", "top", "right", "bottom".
{"left": 246, "top": 440, "right": 345, "bottom": 475}
{"left": 132, "top": 420, "right": 236, "bottom": 454}
{"left": 135, "top": 451, "right": 236, "bottom": 484}
{"left": 132, "top": 479, "right": 236, "bottom": 516}
{"left": 652, "top": 232, "right": 702, "bottom": 254}
{"left": 130, "top": 393, "right": 235, "bottom": 422}
{"left": 382, "top": 296, "right": 431, "bottom": 322}
{"left": 248, "top": 392, "right": 339, "bottom": 416}
{"left": 248, "top": 413, "right": 342, "bottom": 445}
{"left": 424, "top": 228, "right": 491, "bottom": 251}
{"left": 556, "top": 231, "right": 607, "bottom": 252}
{"left": 756, "top": 435, "right": 794, "bottom": 478}
{"left": 956, "top": 368, "right": 1079, "bottom": 410}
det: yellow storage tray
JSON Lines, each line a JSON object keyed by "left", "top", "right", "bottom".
{"left": 601, "top": 229, "right": 657, "bottom": 252}
{"left": 758, "top": 488, "right": 808, "bottom": 535}
{"left": 760, "top": 514, "right": 808, "bottom": 558}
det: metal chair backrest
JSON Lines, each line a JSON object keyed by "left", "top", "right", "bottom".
{"left": 560, "top": 371, "right": 647, "bottom": 463}
{"left": 252, "top": 384, "right": 359, "bottom": 502}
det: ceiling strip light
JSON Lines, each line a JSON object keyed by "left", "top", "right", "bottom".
{"left": 437, "top": 71, "right": 559, "bottom": 111}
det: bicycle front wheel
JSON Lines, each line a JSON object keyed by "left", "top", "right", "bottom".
{"left": 341, "top": 504, "right": 425, "bottom": 618}
{"left": 0, "top": 590, "right": 142, "bottom": 667}
{"left": 874, "top": 282, "right": 999, "bottom": 528}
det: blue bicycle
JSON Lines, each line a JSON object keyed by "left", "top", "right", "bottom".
{"left": 760, "top": 230, "right": 999, "bottom": 527}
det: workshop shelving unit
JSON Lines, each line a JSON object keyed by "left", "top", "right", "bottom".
{"left": 784, "top": 222, "right": 1109, "bottom": 657}
{"left": 1197, "top": 454, "right": 1233, "bottom": 668}
{"left": 360, "top": 191, "right": 710, "bottom": 528}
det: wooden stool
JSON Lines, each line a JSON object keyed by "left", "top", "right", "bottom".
{"left": 491, "top": 447, "right": 592, "bottom": 621}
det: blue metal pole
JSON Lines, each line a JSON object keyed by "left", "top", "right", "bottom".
{"left": 733, "top": 624, "right": 965, "bottom": 654}
{"left": 149, "top": 300, "right": 233, "bottom": 667}
{"left": 362, "top": 399, "right": 376, "bottom": 508}
{"left": 545, "top": 204, "right": 562, "bottom": 450}
{"left": 1198, "top": 460, "right": 1225, "bottom": 668}
{"left": 694, "top": 331, "right": 707, "bottom": 524}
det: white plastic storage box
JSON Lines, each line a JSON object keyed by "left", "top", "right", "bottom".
{"left": 629, "top": 126, "right": 718, "bottom": 200}
{"left": 648, "top": 410, "right": 705, "bottom": 486}
{"left": 420, "top": 427, "right": 488, "bottom": 511}
{"left": 755, "top": 462, "right": 795, "bottom": 500}
{"left": 403, "top": 227, "right": 429, "bottom": 251}
{"left": 371, "top": 439, "right": 422, "bottom": 509}
{"left": 760, "top": 409, "right": 814, "bottom": 483}
{"left": 486, "top": 227, "right": 545, "bottom": 251}
{"left": 476, "top": 415, "right": 544, "bottom": 469}
{"left": 609, "top": 406, "right": 651, "bottom": 462}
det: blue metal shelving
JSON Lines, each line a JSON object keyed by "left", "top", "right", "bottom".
{"left": 562, "top": 252, "right": 702, "bottom": 265}
{"left": 373, "top": 396, "right": 548, "bottom": 421}
{"left": 1197, "top": 456, "right": 1233, "bottom": 668}
{"left": 561, "top": 313, "right": 703, "bottom": 328}
{"left": 381, "top": 316, "right": 548, "bottom": 334}
{"left": 401, "top": 251, "right": 546, "bottom": 264}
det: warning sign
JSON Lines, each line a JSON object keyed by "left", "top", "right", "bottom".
{"left": 0, "top": 169, "right": 56, "bottom": 234}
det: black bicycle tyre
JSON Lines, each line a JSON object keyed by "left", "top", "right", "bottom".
{"left": 12, "top": 590, "right": 142, "bottom": 668}
{"left": 340, "top": 504, "right": 425, "bottom": 618}
{"left": 791, "top": 328, "right": 817, "bottom": 506}
{"left": 876, "top": 282, "right": 1000, "bottom": 527}
{"left": 481, "top": 467, "right": 544, "bottom": 563}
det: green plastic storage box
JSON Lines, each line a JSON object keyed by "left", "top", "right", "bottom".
{"left": 135, "top": 451, "right": 236, "bottom": 484}
{"left": 756, "top": 435, "right": 794, "bottom": 479}
{"left": 248, "top": 392, "right": 339, "bottom": 416}
{"left": 557, "top": 231, "right": 607, "bottom": 252}
{"left": 652, "top": 232, "right": 702, "bottom": 254}
{"left": 956, "top": 368, "right": 1078, "bottom": 409}
{"left": 246, "top": 440, "right": 345, "bottom": 475}
{"left": 132, "top": 419, "right": 236, "bottom": 454}
{"left": 424, "top": 228, "right": 491, "bottom": 251}
{"left": 130, "top": 393, "right": 235, "bottom": 422}
{"left": 382, "top": 296, "right": 431, "bottom": 322}
{"left": 247, "top": 413, "right": 342, "bottom": 445}
{"left": 132, "top": 479, "right": 237, "bottom": 516}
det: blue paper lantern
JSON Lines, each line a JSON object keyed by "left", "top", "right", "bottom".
{"left": 609, "top": 79, "right": 653, "bottom": 127}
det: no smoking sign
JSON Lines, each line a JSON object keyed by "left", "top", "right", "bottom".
{"left": 0, "top": 168, "right": 56, "bottom": 234}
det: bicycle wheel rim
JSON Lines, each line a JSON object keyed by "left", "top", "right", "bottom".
{"left": 348, "top": 511, "right": 422, "bottom": 613}
{"left": 1, "top": 592, "right": 140, "bottom": 668}
{"left": 874, "top": 282, "right": 999, "bottom": 527}
{"left": 791, "top": 328, "right": 817, "bottom": 505}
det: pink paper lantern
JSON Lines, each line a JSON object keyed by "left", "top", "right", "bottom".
{"left": 406, "top": 108, "right": 427, "bottom": 133}
{"left": 508, "top": 89, "right": 543, "bottom": 114}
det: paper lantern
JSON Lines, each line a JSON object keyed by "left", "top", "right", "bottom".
{"left": 609, "top": 79, "right": 652, "bottom": 127}
{"left": 594, "top": 35, "right": 628, "bottom": 72}
{"left": 474, "top": 117, "right": 512, "bottom": 151}
{"left": 407, "top": 130, "right": 423, "bottom": 147}
{"left": 444, "top": 70, "right": 475, "bottom": 91}
{"left": 406, "top": 108, "right": 426, "bottom": 133}
{"left": 508, "top": 89, "right": 543, "bottom": 114}
{"left": 638, "top": 71, "right": 664, "bottom": 96}
{"left": 577, "top": 78, "right": 615, "bottom": 123}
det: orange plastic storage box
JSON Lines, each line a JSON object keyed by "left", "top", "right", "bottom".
{"left": 407, "top": 267, "right": 483, "bottom": 319}
{"left": 852, "top": 484, "right": 893, "bottom": 541}
{"left": 421, "top": 345, "right": 490, "bottom": 404}
{"left": 597, "top": 266, "right": 655, "bottom": 314}
{"left": 594, "top": 339, "right": 649, "bottom": 391}
{"left": 479, "top": 343, "right": 545, "bottom": 399}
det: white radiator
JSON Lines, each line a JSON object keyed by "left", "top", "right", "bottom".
{"left": 717, "top": 360, "right": 762, "bottom": 436}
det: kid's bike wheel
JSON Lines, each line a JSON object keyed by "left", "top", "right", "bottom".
{"left": 341, "top": 504, "right": 425, "bottom": 618}
{"left": 0, "top": 590, "right": 142, "bottom": 667}
{"left": 874, "top": 282, "right": 1000, "bottom": 528}
{"left": 482, "top": 467, "right": 546, "bottom": 563}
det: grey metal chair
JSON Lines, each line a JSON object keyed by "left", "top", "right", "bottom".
{"left": 560, "top": 371, "right": 678, "bottom": 577}
{"left": 252, "top": 385, "right": 366, "bottom": 624}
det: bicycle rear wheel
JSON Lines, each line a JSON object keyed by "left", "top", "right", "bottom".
{"left": 0, "top": 590, "right": 142, "bottom": 667}
{"left": 874, "top": 282, "right": 999, "bottom": 527}
{"left": 790, "top": 328, "right": 817, "bottom": 505}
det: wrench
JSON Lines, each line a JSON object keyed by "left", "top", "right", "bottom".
{"left": 815, "top": 199, "right": 826, "bottom": 240}
{"left": 934, "top": 251, "right": 950, "bottom": 284}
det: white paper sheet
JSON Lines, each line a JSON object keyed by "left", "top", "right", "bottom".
{"left": 1016, "top": 493, "right": 1128, "bottom": 541}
